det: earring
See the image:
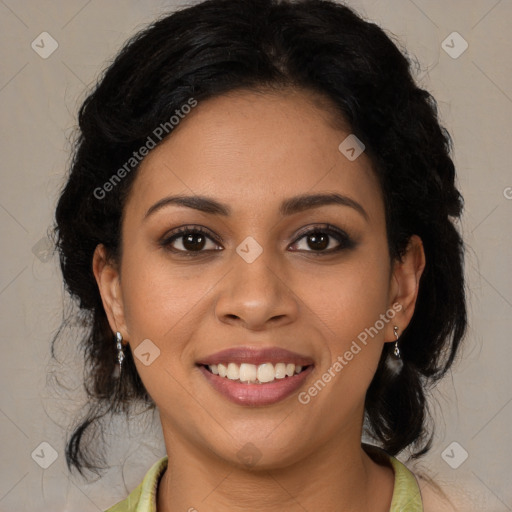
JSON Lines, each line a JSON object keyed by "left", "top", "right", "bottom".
{"left": 386, "top": 325, "right": 403, "bottom": 374}
{"left": 116, "top": 331, "right": 125, "bottom": 372}
{"left": 393, "top": 325, "right": 400, "bottom": 358}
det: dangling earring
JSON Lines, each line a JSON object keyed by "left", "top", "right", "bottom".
{"left": 386, "top": 325, "right": 403, "bottom": 374}
{"left": 116, "top": 331, "right": 125, "bottom": 374}
{"left": 393, "top": 325, "right": 400, "bottom": 358}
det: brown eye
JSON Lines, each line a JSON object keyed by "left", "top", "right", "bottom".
{"left": 289, "top": 225, "right": 355, "bottom": 254}
{"left": 180, "top": 232, "right": 208, "bottom": 251}
{"left": 304, "top": 232, "right": 330, "bottom": 251}
{"left": 160, "top": 226, "right": 222, "bottom": 254}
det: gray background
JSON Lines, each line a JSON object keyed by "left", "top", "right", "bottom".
{"left": 0, "top": 0, "right": 511, "bottom": 510}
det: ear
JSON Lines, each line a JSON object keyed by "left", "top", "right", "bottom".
{"left": 92, "top": 244, "right": 129, "bottom": 343}
{"left": 386, "top": 234, "right": 426, "bottom": 342}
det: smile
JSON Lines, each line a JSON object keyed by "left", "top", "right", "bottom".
{"left": 206, "top": 362, "right": 307, "bottom": 383}
{"left": 198, "top": 363, "right": 314, "bottom": 406}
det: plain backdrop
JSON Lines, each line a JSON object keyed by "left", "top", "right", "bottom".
{"left": 0, "top": 1, "right": 511, "bottom": 510}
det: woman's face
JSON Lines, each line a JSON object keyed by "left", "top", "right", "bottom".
{"left": 95, "top": 88, "right": 423, "bottom": 468}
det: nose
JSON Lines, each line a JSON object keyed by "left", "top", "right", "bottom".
{"left": 214, "top": 250, "right": 299, "bottom": 331}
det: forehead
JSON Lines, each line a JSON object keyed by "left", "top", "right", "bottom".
{"left": 125, "top": 88, "right": 383, "bottom": 224}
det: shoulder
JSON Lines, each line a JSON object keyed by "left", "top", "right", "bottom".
{"left": 417, "top": 473, "right": 474, "bottom": 512}
{"left": 104, "top": 455, "right": 168, "bottom": 512}
{"left": 418, "top": 477, "right": 457, "bottom": 512}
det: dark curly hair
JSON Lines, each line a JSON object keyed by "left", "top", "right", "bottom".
{"left": 53, "top": 0, "right": 467, "bottom": 478}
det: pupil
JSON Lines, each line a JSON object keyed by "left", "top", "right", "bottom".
{"left": 308, "top": 232, "right": 328, "bottom": 251}
{"left": 184, "top": 233, "right": 205, "bottom": 251}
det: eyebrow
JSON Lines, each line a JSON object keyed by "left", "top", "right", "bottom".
{"left": 144, "top": 192, "right": 369, "bottom": 222}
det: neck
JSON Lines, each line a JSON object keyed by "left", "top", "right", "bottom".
{"left": 157, "top": 430, "right": 394, "bottom": 512}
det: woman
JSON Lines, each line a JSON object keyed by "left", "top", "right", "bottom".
{"left": 53, "top": 0, "right": 467, "bottom": 510}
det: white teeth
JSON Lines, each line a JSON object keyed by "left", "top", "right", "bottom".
{"left": 239, "top": 363, "right": 257, "bottom": 383}
{"left": 257, "top": 363, "right": 275, "bottom": 383}
{"left": 274, "top": 363, "right": 287, "bottom": 379}
{"left": 226, "top": 363, "right": 239, "bottom": 380}
{"left": 206, "top": 362, "right": 308, "bottom": 383}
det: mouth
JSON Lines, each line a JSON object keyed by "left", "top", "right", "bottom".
{"left": 199, "top": 361, "right": 312, "bottom": 384}
{"left": 196, "top": 346, "right": 315, "bottom": 406}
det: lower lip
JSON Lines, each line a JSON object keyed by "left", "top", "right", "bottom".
{"left": 198, "top": 365, "right": 314, "bottom": 406}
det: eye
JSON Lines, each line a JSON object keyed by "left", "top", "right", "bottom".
{"left": 160, "top": 226, "right": 222, "bottom": 255}
{"left": 159, "top": 223, "right": 355, "bottom": 256}
{"left": 289, "top": 224, "right": 355, "bottom": 254}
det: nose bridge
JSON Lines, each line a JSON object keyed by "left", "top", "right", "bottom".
{"left": 214, "top": 239, "right": 297, "bottom": 329}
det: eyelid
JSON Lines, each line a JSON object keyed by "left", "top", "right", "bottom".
{"left": 158, "top": 225, "right": 222, "bottom": 252}
{"left": 290, "top": 223, "right": 355, "bottom": 252}
{"left": 293, "top": 223, "right": 346, "bottom": 240}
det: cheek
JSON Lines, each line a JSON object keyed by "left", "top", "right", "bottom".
{"left": 120, "top": 247, "right": 210, "bottom": 342}
{"left": 119, "top": 250, "right": 212, "bottom": 406}
{"left": 297, "top": 242, "right": 391, "bottom": 393}
{"left": 296, "top": 246, "right": 391, "bottom": 340}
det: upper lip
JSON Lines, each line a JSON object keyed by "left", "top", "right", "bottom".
{"left": 196, "top": 346, "right": 315, "bottom": 367}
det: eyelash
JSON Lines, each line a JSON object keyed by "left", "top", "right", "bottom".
{"left": 159, "top": 224, "right": 355, "bottom": 257}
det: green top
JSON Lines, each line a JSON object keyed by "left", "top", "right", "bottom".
{"left": 105, "top": 445, "right": 423, "bottom": 512}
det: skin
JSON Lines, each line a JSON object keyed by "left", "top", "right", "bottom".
{"left": 93, "top": 88, "right": 427, "bottom": 512}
